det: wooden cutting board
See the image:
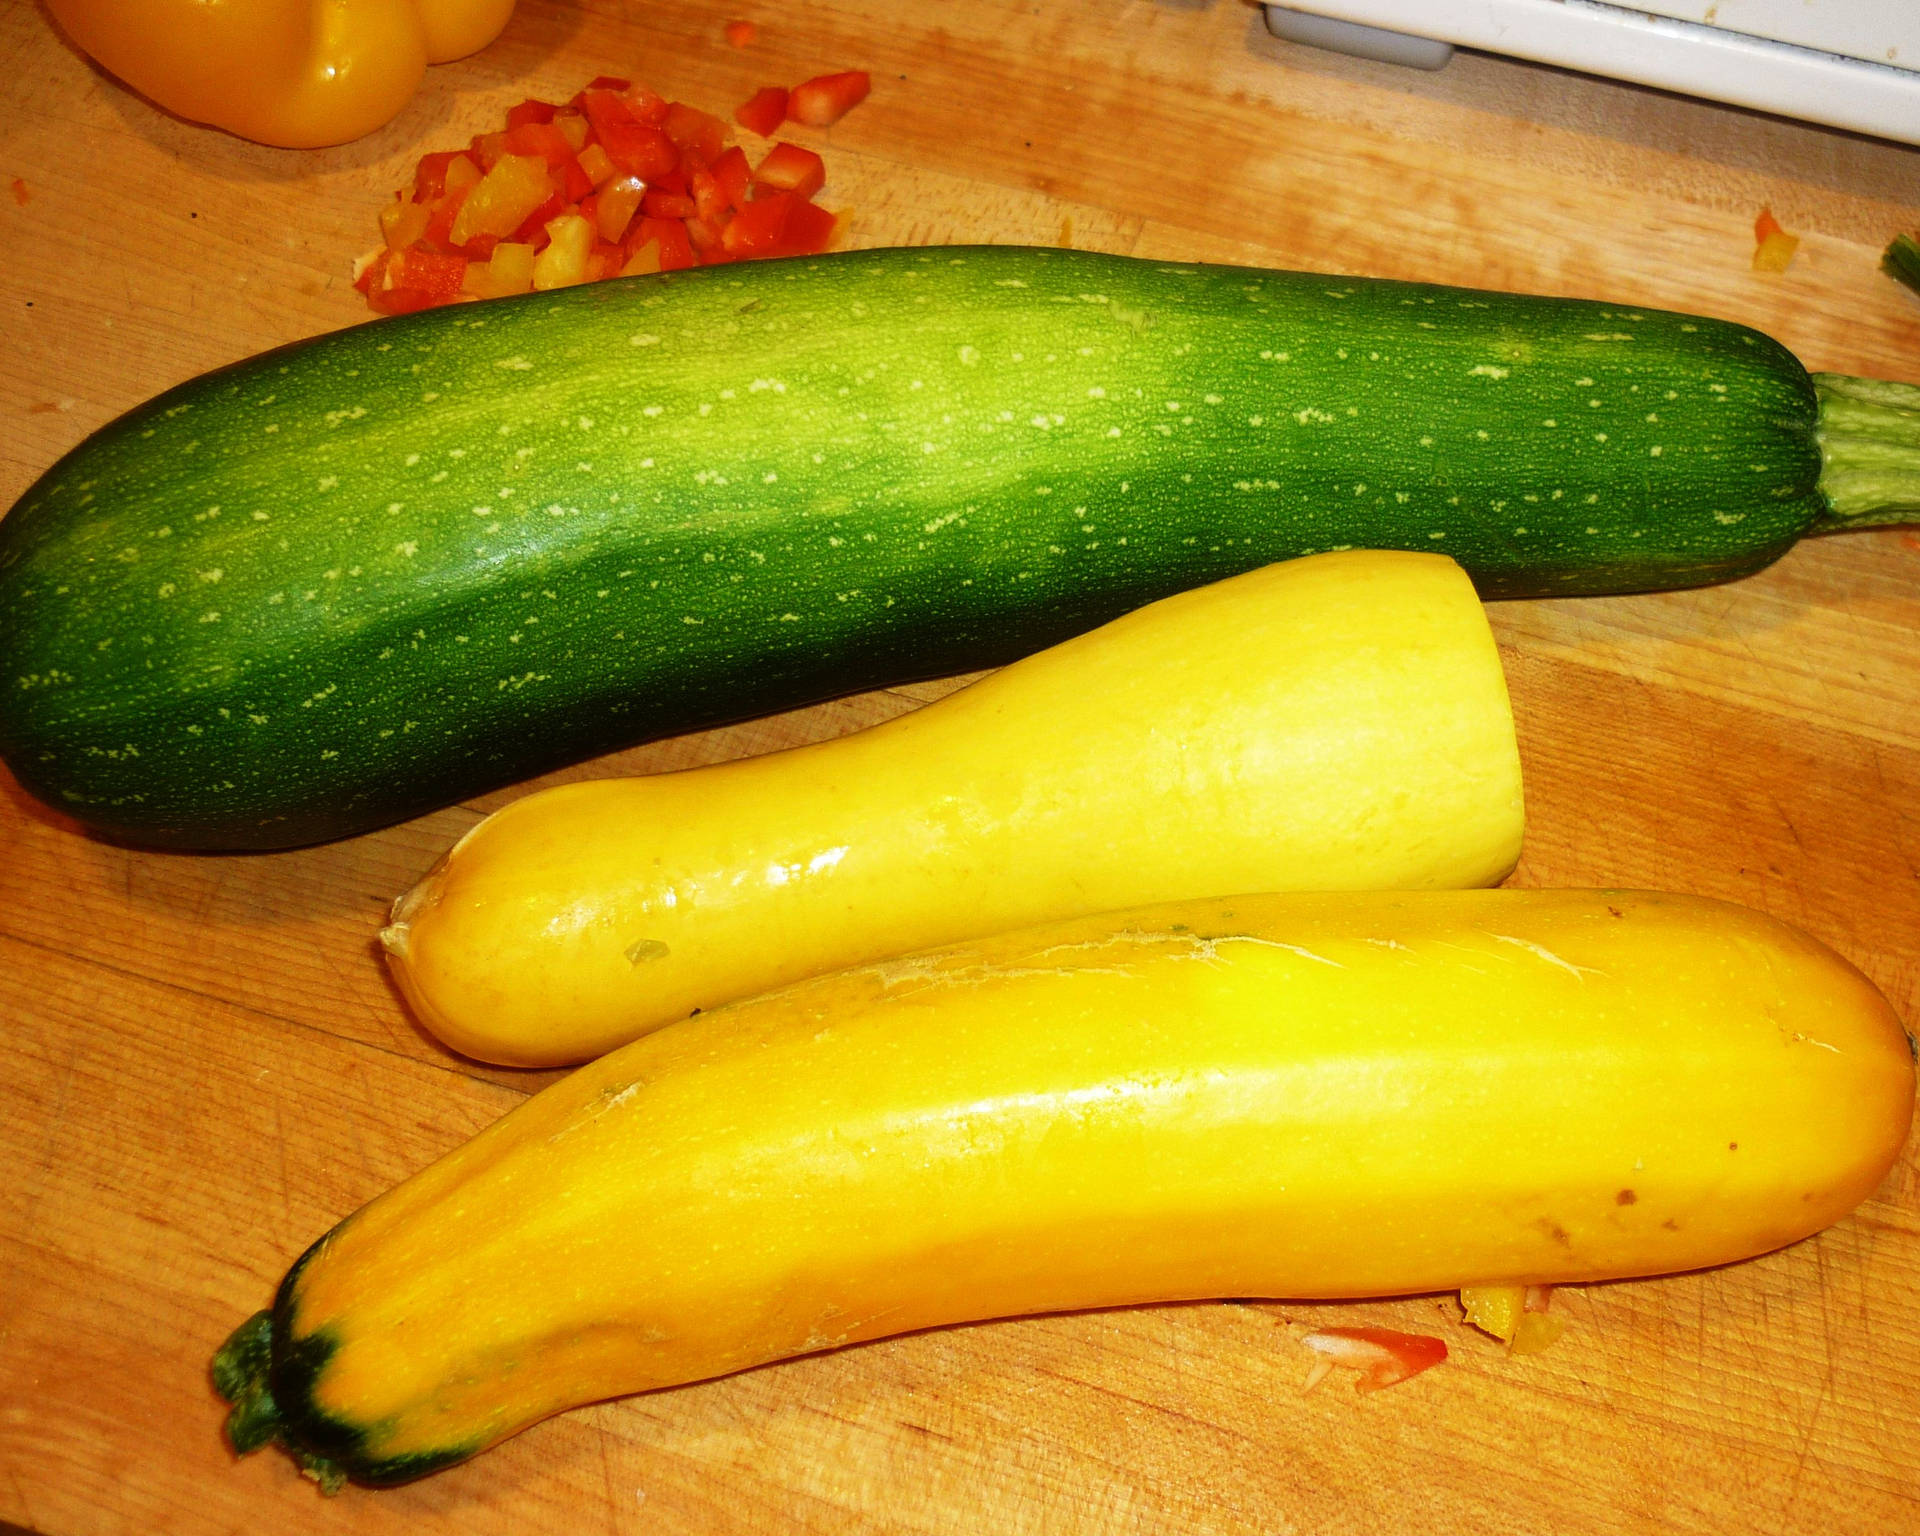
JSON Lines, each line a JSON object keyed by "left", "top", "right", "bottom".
{"left": 2, "top": 2, "right": 1918, "bottom": 1531}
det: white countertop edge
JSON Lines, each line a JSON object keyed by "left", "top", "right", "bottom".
{"left": 1269, "top": 0, "right": 1920, "bottom": 146}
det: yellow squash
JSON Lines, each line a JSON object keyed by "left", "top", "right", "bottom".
{"left": 383, "top": 550, "right": 1526, "bottom": 1065}
{"left": 218, "top": 887, "right": 1913, "bottom": 1488}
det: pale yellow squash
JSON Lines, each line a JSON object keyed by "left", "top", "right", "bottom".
{"left": 226, "top": 888, "right": 1913, "bottom": 1486}
{"left": 383, "top": 550, "right": 1524, "bottom": 1065}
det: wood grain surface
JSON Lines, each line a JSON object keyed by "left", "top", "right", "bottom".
{"left": 3, "top": 2, "right": 1919, "bottom": 1532}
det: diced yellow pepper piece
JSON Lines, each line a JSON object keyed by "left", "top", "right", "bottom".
{"left": 379, "top": 198, "right": 433, "bottom": 252}
{"left": 595, "top": 176, "right": 646, "bottom": 244}
{"left": 444, "top": 153, "right": 484, "bottom": 197}
{"left": 450, "top": 154, "right": 554, "bottom": 247}
{"left": 575, "top": 142, "right": 618, "bottom": 189}
{"left": 532, "top": 214, "right": 595, "bottom": 290}
{"left": 463, "top": 242, "right": 537, "bottom": 299}
{"left": 1460, "top": 1285, "right": 1524, "bottom": 1344}
{"left": 1753, "top": 230, "right": 1799, "bottom": 273}
{"left": 619, "top": 240, "right": 663, "bottom": 278}
{"left": 1510, "top": 1311, "right": 1569, "bottom": 1355}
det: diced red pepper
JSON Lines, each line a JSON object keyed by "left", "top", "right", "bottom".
{"left": 354, "top": 248, "right": 389, "bottom": 296}
{"left": 787, "top": 71, "right": 869, "bottom": 127}
{"left": 664, "top": 101, "right": 728, "bottom": 163}
{"left": 392, "top": 248, "right": 468, "bottom": 301}
{"left": 684, "top": 213, "right": 729, "bottom": 261}
{"left": 710, "top": 145, "right": 752, "bottom": 211}
{"left": 587, "top": 239, "right": 627, "bottom": 281}
{"left": 1297, "top": 1328, "right": 1447, "bottom": 1393}
{"left": 413, "top": 150, "right": 465, "bottom": 203}
{"left": 421, "top": 188, "right": 472, "bottom": 251}
{"left": 560, "top": 155, "right": 595, "bottom": 203}
{"left": 721, "top": 190, "right": 795, "bottom": 256}
{"left": 363, "top": 247, "right": 469, "bottom": 315}
{"left": 366, "top": 68, "right": 844, "bottom": 314}
{"left": 468, "top": 130, "right": 509, "bottom": 171}
{"left": 776, "top": 196, "right": 837, "bottom": 255}
{"left": 579, "top": 88, "right": 637, "bottom": 138}
{"left": 582, "top": 91, "right": 683, "bottom": 179}
{"left": 502, "top": 121, "right": 576, "bottom": 171}
{"left": 627, "top": 216, "right": 695, "bottom": 272}
{"left": 641, "top": 188, "right": 698, "bottom": 219}
{"left": 622, "top": 82, "right": 671, "bottom": 125}
{"left": 505, "top": 98, "right": 559, "bottom": 130}
{"left": 509, "top": 191, "right": 568, "bottom": 248}
{"left": 734, "top": 86, "right": 788, "bottom": 138}
{"left": 688, "top": 164, "right": 728, "bottom": 226}
{"left": 724, "top": 19, "right": 757, "bottom": 47}
{"left": 752, "top": 141, "right": 825, "bottom": 200}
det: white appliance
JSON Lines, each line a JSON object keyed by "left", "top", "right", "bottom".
{"left": 1264, "top": 1, "right": 1920, "bottom": 146}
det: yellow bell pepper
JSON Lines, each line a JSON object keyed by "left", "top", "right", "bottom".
{"left": 44, "top": 0, "right": 517, "bottom": 148}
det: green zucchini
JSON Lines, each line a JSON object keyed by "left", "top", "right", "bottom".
{"left": 1, "top": 246, "right": 1913, "bottom": 849}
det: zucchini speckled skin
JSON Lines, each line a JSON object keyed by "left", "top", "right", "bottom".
{"left": 0, "top": 246, "right": 1909, "bottom": 848}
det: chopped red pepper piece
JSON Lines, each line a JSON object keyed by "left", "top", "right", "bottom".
{"left": 1296, "top": 1327, "right": 1447, "bottom": 1393}
{"left": 777, "top": 197, "right": 837, "bottom": 254}
{"left": 587, "top": 239, "right": 628, "bottom": 281}
{"left": 421, "top": 189, "right": 472, "bottom": 251}
{"left": 721, "top": 190, "right": 798, "bottom": 256}
{"left": 735, "top": 85, "right": 788, "bottom": 138}
{"left": 710, "top": 146, "right": 752, "bottom": 211}
{"left": 752, "top": 141, "right": 825, "bottom": 200}
{"left": 501, "top": 121, "right": 577, "bottom": 171}
{"left": 578, "top": 91, "right": 682, "bottom": 180}
{"left": 787, "top": 70, "right": 869, "bottom": 127}
{"left": 412, "top": 151, "right": 464, "bottom": 203}
{"left": 508, "top": 191, "right": 568, "bottom": 248}
{"left": 664, "top": 101, "right": 729, "bottom": 163}
{"left": 360, "top": 247, "right": 469, "bottom": 315}
{"left": 621, "top": 82, "right": 671, "bottom": 126}
{"left": 505, "top": 99, "right": 559, "bottom": 130}
{"left": 628, "top": 216, "right": 696, "bottom": 271}
{"left": 641, "top": 187, "right": 698, "bottom": 220}
{"left": 725, "top": 19, "right": 758, "bottom": 47}
{"left": 583, "top": 76, "right": 632, "bottom": 93}
{"left": 467, "top": 131, "right": 510, "bottom": 172}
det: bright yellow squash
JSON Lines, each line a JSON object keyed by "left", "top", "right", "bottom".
{"left": 382, "top": 549, "right": 1525, "bottom": 1065}
{"left": 216, "top": 887, "right": 1913, "bottom": 1489}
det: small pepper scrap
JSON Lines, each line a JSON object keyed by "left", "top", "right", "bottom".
{"left": 1459, "top": 1284, "right": 1567, "bottom": 1355}
{"left": 42, "top": 0, "right": 517, "bottom": 148}
{"left": 1295, "top": 1326, "right": 1448, "bottom": 1392}
{"left": 1752, "top": 207, "right": 1799, "bottom": 273}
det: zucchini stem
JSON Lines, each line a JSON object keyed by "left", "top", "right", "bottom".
{"left": 1813, "top": 373, "right": 1920, "bottom": 527}
{"left": 212, "top": 1311, "right": 347, "bottom": 1495}
{"left": 1883, "top": 234, "right": 1920, "bottom": 300}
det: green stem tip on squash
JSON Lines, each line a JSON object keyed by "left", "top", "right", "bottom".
{"left": 212, "top": 1311, "right": 347, "bottom": 1495}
